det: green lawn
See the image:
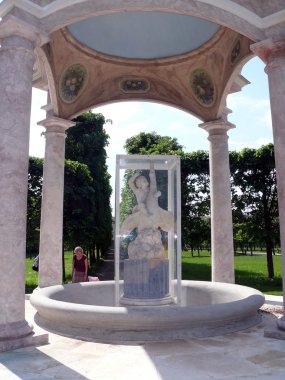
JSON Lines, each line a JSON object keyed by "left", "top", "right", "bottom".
{"left": 26, "top": 257, "right": 40, "bottom": 294}
{"left": 26, "top": 251, "right": 74, "bottom": 294}
{"left": 26, "top": 250, "right": 283, "bottom": 295}
{"left": 182, "top": 251, "right": 283, "bottom": 295}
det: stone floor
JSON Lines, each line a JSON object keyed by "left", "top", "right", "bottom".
{"left": 0, "top": 296, "right": 284, "bottom": 380}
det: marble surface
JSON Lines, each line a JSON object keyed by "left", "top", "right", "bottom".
{"left": 0, "top": 298, "right": 284, "bottom": 380}
{"left": 37, "top": 117, "right": 74, "bottom": 288}
{"left": 0, "top": 33, "right": 35, "bottom": 340}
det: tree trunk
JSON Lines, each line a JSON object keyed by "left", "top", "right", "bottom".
{"left": 263, "top": 196, "right": 275, "bottom": 279}
{"left": 96, "top": 244, "right": 100, "bottom": 262}
{"left": 89, "top": 244, "right": 95, "bottom": 266}
{"left": 266, "top": 241, "right": 274, "bottom": 279}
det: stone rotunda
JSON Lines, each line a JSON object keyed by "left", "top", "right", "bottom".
{"left": 1, "top": 0, "right": 285, "bottom": 351}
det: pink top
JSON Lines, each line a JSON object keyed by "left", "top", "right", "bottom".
{"left": 73, "top": 254, "right": 87, "bottom": 273}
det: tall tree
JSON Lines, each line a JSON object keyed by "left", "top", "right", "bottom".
{"left": 63, "top": 160, "right": 95, "bottom": 249}
{"left": 65, "top": 112, "right": 113, "bottom": 262}
{"left": 63, "top": 160, "right": 96, "bottom": 280}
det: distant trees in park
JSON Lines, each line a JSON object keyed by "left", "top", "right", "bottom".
{"left": 181, "top": 150, "right": 211, "bottom": 255}
{"left": 230, "top": 143, "right": 278, "bottom": 278}
{"left": 27, "top": 112, "right": 113, "bottom": 277}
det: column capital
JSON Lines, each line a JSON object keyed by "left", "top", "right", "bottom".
{"left": 199, "top": 119, "right": 235, "bottom": 136}
{"left": 38, "top": 116, "right": 75, "bottom": 134}
{"left": 251, "top": 38, "right": 285, "bottom": 65}
{"left": 0, "top": 15, "right": 49, "bottom": 47}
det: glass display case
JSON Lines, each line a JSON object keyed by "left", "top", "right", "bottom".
{"left": 115, "top": 155, "right": 181, "bottom": 306}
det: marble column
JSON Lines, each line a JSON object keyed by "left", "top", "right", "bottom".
{"left": 252, "top": 39, "right": 285, "bottom": 333}
{"left": 38, "top": 117, "right": 75, "bottom": 288}
{"left": 0, "top": 17, "right": 49, "bottom": 351}
{"left": 199, "top": 120, "right": 235, "bottom": 283}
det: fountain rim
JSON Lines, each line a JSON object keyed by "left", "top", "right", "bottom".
{"left": 30, "top": 280, "right": 265, "bottom": 340}
{"left": 30, "top": 280, "right": 265, "bottom": 321}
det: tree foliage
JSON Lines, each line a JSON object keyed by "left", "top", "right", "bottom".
{"left": 230, "top": 143, "right": 278, "bottom": 278}
{"left": 27, "top": 158, "right": 95, "bottom": 252}
{"left": 124, "top": 131, "right": 184, "bottom": 155}
{"left": 65, "top": 111, "right": 113, "bottom": 261}
{"left": 181, "top": 151, "right": 211, "bottom": 252}
{"left": 27, "top": 157, "right": 43, "bottom": 256}
{"left": 63, "top": 160, "right": 95, "bottom": 248}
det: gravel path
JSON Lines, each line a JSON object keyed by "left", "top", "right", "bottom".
{"left": 95, "top": 249, "right": 115, "bottom": 281}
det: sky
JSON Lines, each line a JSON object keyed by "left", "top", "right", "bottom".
{"left": 29, "top": 56, "right": 273, "bottom": 210}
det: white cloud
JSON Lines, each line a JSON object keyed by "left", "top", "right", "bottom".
{"left": 29, "top": 125, "right": 45, "bottom": 158}
{"left": 93, "top": 102, "right": 143, "bottom": 124}
{"left": 29, "top": 89, "right": 47, "bottom": 158}
{"left": 168, "top": 119, "right": 199, "bottom": 132}
{"left": 228, "top": 94, "right": 269, "bottom": 110}
{"left": 228, "top": 95, "right": 272, "bottom": 129}
{"left": 229, "top": 134, "right": 273, "bottom": 152}
{"left": 259, "top": 109, "right": 272, "bottom": 130}
{"left": 255, "top": 137, "right": 273, "bottom": 147}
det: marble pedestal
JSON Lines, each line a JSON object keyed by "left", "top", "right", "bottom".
{"left": 121, "top": 258, "right": 172, "bottom": 305}
{"left": 264, "top": 317, "right": 285, "bottom": 340}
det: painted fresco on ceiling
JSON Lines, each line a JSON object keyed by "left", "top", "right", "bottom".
{"left": 59, "top": 64, "right": 87, "bottom": 103}
{"left": 190, "top": 69, "right": 215, "bottom": 106}
{"left": 120, "top": 78, "right": 150, "bottom": 93}
{"left": 231, "top": 40, "right": 241, "bottom": 64}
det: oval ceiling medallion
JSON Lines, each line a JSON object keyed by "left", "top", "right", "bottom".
{"left": 190, "top": 69, "right": 215, "bottom": 106}
{"left": 120, "top": 78, "right": 150, "bottom": 93}
{"left": 59, "top": 64, "right": 87, "bottom": 103}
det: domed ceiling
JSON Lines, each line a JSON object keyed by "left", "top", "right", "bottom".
{"left": 67, "top": 12, "right": 220, "bottom": 59}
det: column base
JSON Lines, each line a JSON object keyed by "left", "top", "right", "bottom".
{"left": 277, "top": 315, "right": 285, "bottom": 330}
{"left": 0, "top": 320, "right": 49, "bottom": 353}
{"left": 0, "top": 320, "right": 33, "bottom": 340}
{"left": 120, "top": 294, "right": 173, "bottom": 306}
{"left": 264, "top": 316, "right": 285, "bottom": 340}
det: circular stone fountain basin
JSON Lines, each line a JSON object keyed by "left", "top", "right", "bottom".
{"left": 30, "top": 280, "right": 264, "bottom": 341}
